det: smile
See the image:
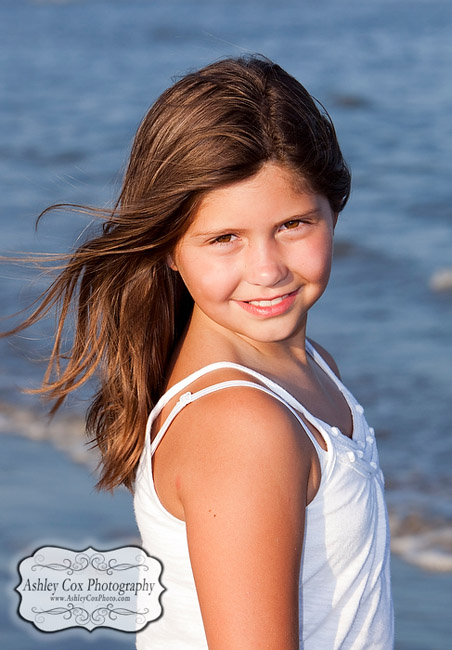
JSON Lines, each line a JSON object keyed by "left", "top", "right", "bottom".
{"left": 247, "top": 293, "right": 292, "bottom": 307}
{"left": 236, "top": 289, "right": 299, "bottom": 318}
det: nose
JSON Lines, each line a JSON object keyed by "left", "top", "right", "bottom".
{"left": 244, "top": 240, "right": 289, "bottom": 287}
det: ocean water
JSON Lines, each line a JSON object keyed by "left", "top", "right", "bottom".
{"left": 1, "top": 0, "right": 451, "bottom": 647}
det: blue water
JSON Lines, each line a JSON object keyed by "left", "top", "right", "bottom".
{"left": 1, "top": 0, "right": 452, "bottom": 647}
{"left": 1, "top": 434, "right": 138, "bottom": 650}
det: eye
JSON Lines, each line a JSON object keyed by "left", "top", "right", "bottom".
{"left": 211, "top": 233, "right": 235, "bottom": 244}
{"left": 281, "top": 219, "right": 303, "bottom": 230}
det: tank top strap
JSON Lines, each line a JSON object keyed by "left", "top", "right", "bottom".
{"left": 151, "top": 359, "right": 322, "bottom": 421}
{"left": 305, "top": 339, "right": 351, "bottom": 399}
{"left": 146, "top": 378, "right": 325, "bottom": 458}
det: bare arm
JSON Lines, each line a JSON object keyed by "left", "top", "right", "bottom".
{"left": 175, "top": 387, "right": 313, "bottom": 650}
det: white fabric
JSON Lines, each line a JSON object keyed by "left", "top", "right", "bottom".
{"left": 134, "top": 341, "right": 394, "bottom": 649}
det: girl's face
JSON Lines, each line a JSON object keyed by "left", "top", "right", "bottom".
{"left": 171, "top": 163, "right": 336, "bottom": 347}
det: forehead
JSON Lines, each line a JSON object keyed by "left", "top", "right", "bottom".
{"left": 204, "top": 162, "right": 308, "bottom": 203}
{"left": 190, "top": 163, "right": 316, "bottom": 226}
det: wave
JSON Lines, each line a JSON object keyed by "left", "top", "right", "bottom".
{"left": 2, "top": 402, "right": 452, "bottom": 573}
{"left": 0, "top": 400, "right": 98, "bottom": 470}
{"left": 389, "top": 513, "right": 452, "bottom": 572}
{"left": 430, "top": 268, "right": 452, "bottom": 292}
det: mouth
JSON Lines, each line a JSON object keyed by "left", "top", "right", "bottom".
{"left": 246, "top": 292, "right": 293, "bottom": 307}
{"left": 236, "top": 289, "right": 299, "bottom": 317}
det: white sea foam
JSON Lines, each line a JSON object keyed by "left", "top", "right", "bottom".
{"left": 0, "top": 401, "right": 98, "bottom": 469}
{"left": 430, "top": 268, "right": 452, "bottom": 292}
{"left": 390, "top": 522, "right": 452, "bottom": 572}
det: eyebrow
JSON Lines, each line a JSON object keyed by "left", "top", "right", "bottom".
{"left": 190, "top": 209, "right": 322, "bottom": 238}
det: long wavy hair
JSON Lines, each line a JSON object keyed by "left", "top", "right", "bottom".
{"left": 4, "top": 55, "right": 351, "bottom": 491}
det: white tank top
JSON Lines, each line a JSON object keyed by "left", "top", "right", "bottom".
{"left": 134, "top": 341, "right": 394, "bottom": 649}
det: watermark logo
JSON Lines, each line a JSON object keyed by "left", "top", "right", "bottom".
{"left": 16, "top": 545, "right": 165, "bottom": 632}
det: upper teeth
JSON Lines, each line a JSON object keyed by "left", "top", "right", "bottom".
{"left": 248, "top": 293, "right": 289, "bottom": 307}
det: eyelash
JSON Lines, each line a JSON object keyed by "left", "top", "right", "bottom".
{"left": 210, "top": 219, "right": 306, "bottom": 245}
{"left": 212, "top": 234, "right": 236, "bottom": 245}
{"left": 281, "top": 219, "right": 303, "bottom": 230}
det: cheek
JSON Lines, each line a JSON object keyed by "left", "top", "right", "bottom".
{"left": 178, "top": 253, "right": 240, "bottom": 303}
{"left": 293, "top": 236, "right": 333, "bottom": 281}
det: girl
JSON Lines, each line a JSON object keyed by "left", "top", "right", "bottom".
{"left": 7, "top": 56, "right": 393, "bottom": 648}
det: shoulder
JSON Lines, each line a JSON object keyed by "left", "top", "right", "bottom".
{"left": 170, "top": 379, "right": 314, "bottom": 506}
{"left": 307, "top": 337, "right": 341, "bottom": 379}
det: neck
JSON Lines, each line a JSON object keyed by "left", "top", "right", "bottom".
{"left": 184, "top": 306, "right": 311, "bottom": 369}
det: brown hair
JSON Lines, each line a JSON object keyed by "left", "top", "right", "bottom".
{"left": 5, "top": 55, "right": 351, "bottom": 491}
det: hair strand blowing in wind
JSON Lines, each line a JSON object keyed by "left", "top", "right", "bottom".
{"left": 2, "top": 55, "right": 350, "bottom": 491}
